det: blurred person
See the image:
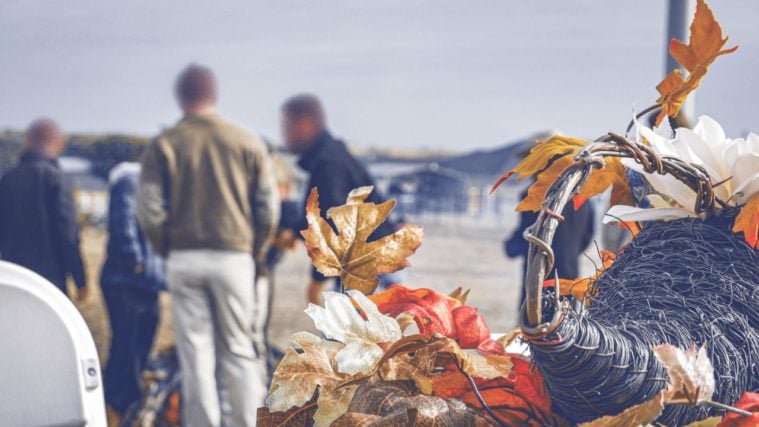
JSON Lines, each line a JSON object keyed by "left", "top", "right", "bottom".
{"left": 251, "top": 150, "right": 303, "bottom": 380}
{"left": 280, "top": 94, "right": 402, "bottom": 304}
{"left": 504, "top": 184, "right": 595, "bottom": 315}
{"left": 100, "top": 162, "right": 165, "bottom": 422}
{"left": 0, "top": 118, "right": 88, "bottom": 301}
{"left": 137, "top": 64, "right": 279, "bottom": 427}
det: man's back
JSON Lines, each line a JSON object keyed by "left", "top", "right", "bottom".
{"left": 0, "top": 152, "right": 85, "bottom": 290}
{"left": 298, "top": 132, "right": 394, "bottom": 238}
{"left": 139, "top": 113, "right": 278, "bottom": 256}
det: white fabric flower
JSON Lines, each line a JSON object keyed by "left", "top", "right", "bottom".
{"left": 606, "top": 116, "right": 759, "bottom": 224}
{"left": 305, "top": 290, "right": 401, "bottom": 375}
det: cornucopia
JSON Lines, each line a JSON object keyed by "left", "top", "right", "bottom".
{"left": 258, "top": 1, "right": 759, "bottom": 425}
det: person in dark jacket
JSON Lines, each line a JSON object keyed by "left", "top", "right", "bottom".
{"left": 0, "top": 118, "right": 88, "bottom": 301}
{"left": 505, "top": 184, "right": 595, "bottom": 313}
{"left": 101, "top": 162, "right": 165, "bottom": 418}
{"left": 280, "top": 94, "right": 400, "bottom": 304}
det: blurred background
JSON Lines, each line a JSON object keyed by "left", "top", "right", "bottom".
{"left": 0, "top": 0, "right": 757, "bottom": 358}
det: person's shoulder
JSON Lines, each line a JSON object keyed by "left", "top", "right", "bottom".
{"left": 216, "top": 116, "right": 268, "bottom": 152}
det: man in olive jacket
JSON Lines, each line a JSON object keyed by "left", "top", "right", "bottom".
{"left": 0, "top": 119, "right": 88, "bottom": 301}
{"left": 137, "top": 65, "right": 279, "bottom": 427}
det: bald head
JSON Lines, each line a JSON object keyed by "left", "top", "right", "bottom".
{"left": 175, "top": 64, "right": 218, "bottom": 113}
{"left": 281, "top": 94, "right": 327, "bottom": 154}
{"left": 26, "top": 118, "right": 65, "bottom": 159}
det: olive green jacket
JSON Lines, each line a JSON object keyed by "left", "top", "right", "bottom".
{"left": 136, "top": 112, "right": 280, "bottom": 259}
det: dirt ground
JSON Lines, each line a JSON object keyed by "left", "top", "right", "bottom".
{"left": 76, "top": 214, "right": 597, "bottom": 364}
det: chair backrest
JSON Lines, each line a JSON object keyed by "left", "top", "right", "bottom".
{"left": 0, "top": 261, "right": 106, "bottom": 427}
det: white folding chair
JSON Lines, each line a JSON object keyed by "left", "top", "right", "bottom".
{"left": 0, "top": 261, "right": 106, "bottom": 426}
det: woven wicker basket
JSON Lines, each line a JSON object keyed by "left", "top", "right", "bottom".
{"left": 519, "top": 133, "right": 759, "bottom": 425}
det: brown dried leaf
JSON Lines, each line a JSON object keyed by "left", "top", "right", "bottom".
{"left": 653, "top": 344, "right": 715, "bottom": 404}
{"left": 345, "top": 380, "right": 493, "bottom": 426}
{"left": 267, "top": 332, "right": 347, "bottom": 412}
{"left": 302, "top": 186, "right": 424, "bottom": 294}
{"left": 256, "top": 402, "right": 317, "bottom": 427}
{"left": 449, "top": 287, "right": 471, "bottom": 305}
{"left": 379, "top": 334, "right": 512, "bottom": 397}
{"left": 578, "top": 390, "right": 665, "bottom": 427}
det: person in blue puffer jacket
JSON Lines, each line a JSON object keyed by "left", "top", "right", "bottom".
{"left": 100, "top": 161, "right": 165, "bottom": 418}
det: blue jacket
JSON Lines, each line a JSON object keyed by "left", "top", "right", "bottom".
{"left": 100, "top": 163, "right": 165, "bottom": 293}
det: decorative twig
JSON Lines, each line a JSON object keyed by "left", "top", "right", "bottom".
{"left": 667, "top": 399, "right": 753, "bottom": 418}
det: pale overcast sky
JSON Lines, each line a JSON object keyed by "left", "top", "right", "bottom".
{"left": 0, "top": 1, "right": 757, "bottom": 149}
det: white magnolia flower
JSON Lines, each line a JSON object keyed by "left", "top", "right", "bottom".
{"left": 305, "top": 290, "right": 402, "bottom": 375}
{"left": 606, "top": 116, "right": 759, "bottom": 224}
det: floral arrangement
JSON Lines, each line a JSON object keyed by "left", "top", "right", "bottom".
{"left": 259, "top": 0, "right": 759, "bottom": 425}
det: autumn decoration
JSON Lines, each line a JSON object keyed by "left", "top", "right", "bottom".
{"left": 260, "top": 0, "right": 758, "bottom": 425}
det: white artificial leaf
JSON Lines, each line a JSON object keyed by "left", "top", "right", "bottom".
{"left": 653, "top": 344, "right": 715, "bottom": 404}
{"left": 305, "top": 290, "right": 401, "bottom": 375}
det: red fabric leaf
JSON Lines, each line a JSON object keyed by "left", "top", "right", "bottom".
{"left": 457, "top": 358, "right": 553, "bottom": 427}
{"left": 370, "top": 285, "right": 504, "bottom": 354}
{"left": 718, "top": 392, "right": 759, "bottom": 427}
{"left": 451, "top": 305, "right": 491, "bottom": 349}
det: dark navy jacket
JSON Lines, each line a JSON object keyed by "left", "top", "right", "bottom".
{"left": 0, "top": 151, "right": 87, "bottom": 291}
{"left": 100, "top": 164, "right": 165, "bottom": 294}
{"left": 296, "top": 131, "right": 395, "bottom": 281}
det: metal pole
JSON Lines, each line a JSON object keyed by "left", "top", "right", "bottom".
{"left": 666, "top": 0, "right": 696, "bottom": 126}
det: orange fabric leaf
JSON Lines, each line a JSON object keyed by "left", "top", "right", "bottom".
{"left": 490, "top": 135, "right": 586, "bottom": 198}
{"left": 732, "top": 193, "right": 759, "bottom": 249}
{"left": 516, "top": 155, "right": 575, "bottom": 212}
{"left": 655, "top": 0, "right": 738, "bottom": 126}
{"left": 717, "top": 392, "right": 759, "bottom": 427}
{"left": 490, "top": 135, "right": 632, "bottom": 212}
{"left": 575, "top": 157, "right": 634, "bottom": 209}
{"left": 458, "top": 358, "right": 556, "bottom": 426}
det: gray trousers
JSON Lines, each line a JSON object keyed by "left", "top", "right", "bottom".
{"left": 167, "top": 249, "right": 265, "bottom": 427}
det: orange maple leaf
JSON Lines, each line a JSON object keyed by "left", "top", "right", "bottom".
{"left": 491, "top": 135, "right": 632, "bottom": 212}
{"left": 574, "top": 157, "right": 634, "bottom": 210}
{"left": 655, "top": 0, "right": 738, "bottom": 126}
{"left": 732, "top": 193, "right": 759, "bottom": 249}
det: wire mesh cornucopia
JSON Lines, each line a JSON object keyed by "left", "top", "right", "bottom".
{"left": 520, "top": 133, "right": 759, "bottom": 425}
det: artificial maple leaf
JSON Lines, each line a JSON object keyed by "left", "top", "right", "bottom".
{"left": 313, "top": 383, "right": 360, "bottom": 427}
{"left": 578, "top": 390, "right": 665, "bottom": 427}
{"left": 655, "top": 0, "right": 738, "bottom": 126}
{"left": 718, "top": 392, "right": 759, "bottom": 427}
{"left": 575, "top": 157, "right": 634, "bottom": 209}
{"left": 267, "top": 331, "right": 347, "bottom": 412}
{"left": 653, "top": 344, "right": 715, "bottom": 404}
{"left": 732, "top": 193, "right": 759, "bottom": 249}
{"left": 491, "top": 135, "right": 632, "bottom": 212}
{"left": 302, "top": 186, "right": 424, "bottom": 294}
{"left": 305, "top": 290, "right": 401, "bottom": 375}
